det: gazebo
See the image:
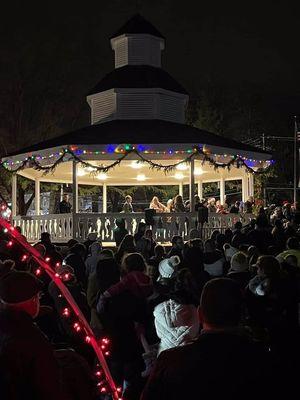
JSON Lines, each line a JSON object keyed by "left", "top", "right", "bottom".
{"left": 1, "top": 14, "right": 271, "bottom": 243}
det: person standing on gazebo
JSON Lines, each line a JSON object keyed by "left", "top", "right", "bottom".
{"left": 59, "top": 194, "right": 72, "bottom": 214}
{"left": 122, "top": 195, "right": 133, "bottom": 213}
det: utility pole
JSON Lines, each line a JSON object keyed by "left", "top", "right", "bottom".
{"left": 294, "top": 116, "right": 298, "bottom": 204}
{"left": 261, "top": 133, "right": 266, "bottom": 206}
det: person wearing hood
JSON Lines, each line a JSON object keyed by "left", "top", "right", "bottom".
{"left": 85, "top": 241, "right": 102, "bottom": 277}
{"left": 114, "top": 218, "right": 128, "bottom": 247}
{"left": 64, "top": 243, "right": 87, "bottom": 288}
{"left": 154, "top": 268, "right": 200, "bottom": 355}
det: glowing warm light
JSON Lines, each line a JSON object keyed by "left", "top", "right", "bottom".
{"left": 136, "top": 174, "right": 146, "bottom": 181}
{"left": 97, "top": 173, "right": 107, "bottom": 181}
{"left": 174, "top": 173, "right": 184, "bottom": 180}
{"left": 62, "top": 308, "right": 70, "bottom": 317}
{"left": 86, "top": 166, "right": 97, "bottom": 172}
{"left": 176, "top": 163, "right": 188, "bottom": 171}
{"left": 130, "top": 161, "right": 143, "bottom": 169}
{"left": 77, "top": 169, "right": 86, "bottom": 177}
{"left": 194, "top": 167, "right": 204, "bottom": 176}
{"left": 85, "top": 335, "right": 91, "bottom": 344}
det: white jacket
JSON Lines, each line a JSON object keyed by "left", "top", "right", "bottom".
{"left": 154, "top": 299, "right": 199, "bottom": 354}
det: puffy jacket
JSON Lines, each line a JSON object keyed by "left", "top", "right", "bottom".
{"left": 154, "top": 299, "right": 199, "bottom": 354}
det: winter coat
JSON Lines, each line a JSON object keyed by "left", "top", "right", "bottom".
{"left": 203, "top": 250, "right": 225, "bottom": 276}
{"left": 106, "top": 270, "right": 152, "bottom": 299}
{"left": 141, "top": 331, "right": 277, "bottom": 400}
{"left": 64, "top": 253, "right": 87, "bottom": 288}
{"left": 0, "top": 309, "right": 63, "bottom": 400}
{"left": 48, "top": 280, "right": 90, "bottom": 338}
{"left": 154, "top": 299, "right": 199, "bottom": 354}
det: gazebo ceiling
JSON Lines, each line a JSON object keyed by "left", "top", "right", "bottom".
{"left": 18, "top": 159, "right": 248, "bottom": 185}
{"left": 6, "top": 119, "right": 271, "bottom": 160}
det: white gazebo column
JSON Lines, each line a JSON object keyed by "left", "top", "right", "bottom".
{"left": 242, "top": 176, "right": 248, "bottom": 202}
{"left": 179, "top": 182, "right": 183, "bottom": 197}
{"left": 102, "top": 183, "right": 107, "bottom": 213}
{"left": 189, "top": 158, "right": 195, "bottom": 211}
{"left": 220, "top": 177, "right": 225, "bottom": 205}
{"left": 197, "top": 180, "right": 203, "bottom": 199}
{"left": 248, "top": 174, "right": 254, "bottom": 198}
{"left": 72, "top": 161, "right": 78, "bottom": 239}
{"left": 11, "top": 174, "right": 17, "bottom": 217}
{"left": 35, "top": 178, "right": 40, "bottom": 216}
{"left": 72, "top": 161, "right": 79, "bottom": 213}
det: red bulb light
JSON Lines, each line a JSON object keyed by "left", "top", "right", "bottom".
{"left": 45, "top": 257, "right": 50, "bottom": 263}
{"left": 62, "top": 308, "right": 70, "bottom": 317}
{"left": 21, "top": 254, "right": 28, "bottom": 262}
{"left": 36, "top": 268, "right": 41, "bottom": 276}
{"left": 7, "top": 241, "right": 13, "bottom": 247}
{"left": 105, "top": 351, "right": 110, "bottom": 357}
{"left": 85, "top": 336, "right": 91, "bottom": 344}
{"left": 73, "top": 322, "right": 81, "bottom": 332}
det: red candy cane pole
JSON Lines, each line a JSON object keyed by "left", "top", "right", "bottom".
{"left": 0, "top": 218, "right": 120, "bottom": 400}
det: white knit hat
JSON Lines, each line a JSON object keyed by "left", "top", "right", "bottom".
{"left": 229, "top": 252, "right": 248, "bottom": 273}
{"left": 158, "top": 256, "right": 180, "bottom": 279}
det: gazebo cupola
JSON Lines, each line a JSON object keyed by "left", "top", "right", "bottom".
{"left": 86, "top": 14, "right": 189, "bottom": 125}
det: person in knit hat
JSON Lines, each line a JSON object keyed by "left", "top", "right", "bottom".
{"left": 227, "top": 252, "right": 251, "bottom": 289}
{"left": 0, "top": 271, "right": 63, "bottom": 399}
{"left": 158, "top": 255, "right": 181, "bottom": 281}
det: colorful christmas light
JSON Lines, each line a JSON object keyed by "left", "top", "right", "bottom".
{"left": 0, "top": 145, "right": 272, "bottom": 175}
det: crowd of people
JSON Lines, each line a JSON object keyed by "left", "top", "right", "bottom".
{"left": 0, "top": 202, "right": 300, "bottom": 399}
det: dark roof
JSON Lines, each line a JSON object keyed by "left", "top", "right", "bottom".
{"left": 6, "top": 119, "right": 271, "bottom": 158}
{"left": 110, "top": 14, "right": 164, "bottom": 40}
{"left": 87, "top": 65, "right": 188, "bottom": 96}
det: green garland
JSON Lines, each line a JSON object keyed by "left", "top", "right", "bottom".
{"left": 0, "top": 146, "right": 271, "bottom": 175}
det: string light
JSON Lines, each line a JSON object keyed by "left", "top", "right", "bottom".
{"left": 1, "top": 145, "right": 272, "bottom": 176}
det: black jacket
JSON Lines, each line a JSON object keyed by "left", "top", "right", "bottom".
{"left": 0, "top": 310, "right": 63, "bottom": 400}
{"left": 141, "top": 331, "right": 277, "bottom": 400}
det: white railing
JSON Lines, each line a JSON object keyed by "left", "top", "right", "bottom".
{"left": 13, "top": 212, "right": 254, "bottom": 244}
{"left": 13, "top": 214, "right": 72, "bottom": 243}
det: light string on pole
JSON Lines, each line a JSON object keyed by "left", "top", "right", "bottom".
{"left": 0, "top": 145, "right": 273, "bottom": 175}
{"left": 0, "top": 217, "right": 122, "bottom": 400}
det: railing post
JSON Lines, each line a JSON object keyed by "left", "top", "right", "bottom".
{"left": 11, "top": 174, "right": 17, "bottom": 217}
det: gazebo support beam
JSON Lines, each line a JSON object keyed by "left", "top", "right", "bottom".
{"left": 35, "top": 178, "right": 40, "bottom": 216}
{"left": 248, "top": 175, "right": 254, "bottom": 197}
{"left": 198, "top": 180, "right": 203, "bottom": 199}
{"left": 179, "top": 182, "right": 183, "bottom": 197}
{"left": 72, "top": 161, "right": 78, "bottom": 239}
{"left": 220, "top": 177, "right": 225, "bottom": 205}
{"left": 242, "top": 176, "right": 248, "bottom": 202}
{"left": 189, "top": 158, "right": 195, "bottom": 211}
{"left": 11, "top": 174, "right": 17, "bottom": 217}
{"left": 103, "top": 183, "right": 107, "bottom": 213}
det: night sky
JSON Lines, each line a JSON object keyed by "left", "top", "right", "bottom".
{"left": 1, "top": 0, "right": 300, "bottom": 151}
